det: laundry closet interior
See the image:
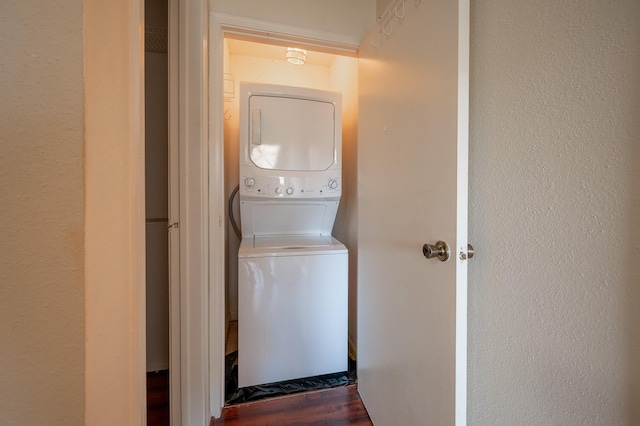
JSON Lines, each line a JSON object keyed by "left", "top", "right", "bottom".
{"left": 221, "top": 34, "right": 360, "bottom": 402}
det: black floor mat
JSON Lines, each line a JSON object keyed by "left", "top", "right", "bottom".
{"left": 225, "top": 351, "right": 356, "bottom": 405}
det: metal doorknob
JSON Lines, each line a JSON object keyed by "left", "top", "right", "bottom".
{"left": 423, "top": 241, "right": 450, "bottom": 261}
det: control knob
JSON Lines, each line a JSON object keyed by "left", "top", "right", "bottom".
{"left": 328, "top": 179, "right": 338, "bottom": 189}
{"left": 286, "top": 187, "right": 294, "bottom": 195}
{"left": 244, "top": 177, "right": 255, "bottom": 188}
{"left": 275, "top": 187, "right": 283, "bottom": 195}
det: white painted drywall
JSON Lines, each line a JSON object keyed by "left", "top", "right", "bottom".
{"left": 376, "top": 0, "right": 394, "bottom": 18}
{"left": 468, "top": 0, "right": 640, "bottom": 423}
{"left": 0, "top": 1, "right": 85, "bottom": 424}
{"left": 212, "top": 0, "right": 376, "bottom": 41}
{"left": 3, "top": 0, "right": 147, "bottom": 424}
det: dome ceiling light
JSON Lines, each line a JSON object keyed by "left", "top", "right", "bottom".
{"left": 286, "top": 48, "right": 307, "bottom": 65}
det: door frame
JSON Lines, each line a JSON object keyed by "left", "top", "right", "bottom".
{"left": 173, "top": 0, "right": 213, "bottom": 424}
{"left": 168, "top": 0, "right": 181, "bottom": 423}
{"left": 207, "top": 12, "right": 359, "bottom": 417}
{"left": 455, "top": 2, "right": 470, "bottom": 423}
{"left": 179, "top": 3, "right": 470, "bottom": 422}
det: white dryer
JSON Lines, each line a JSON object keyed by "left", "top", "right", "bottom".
{"left": 237, "top": 83, "right": 348, "bottom": 388}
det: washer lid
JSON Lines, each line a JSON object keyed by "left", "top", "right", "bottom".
{"left": 238, "top": 235, "right": 347, "bottom": 257}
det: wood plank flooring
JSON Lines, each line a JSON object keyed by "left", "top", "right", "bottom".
{"left": 149, "top": 322, "right": 368, "bottom": 425}
{"left": 147, "top": 370, "right": 170, "bottom": 426}
{"left": 212, "top": 384, "right": 372, "bottom": 426}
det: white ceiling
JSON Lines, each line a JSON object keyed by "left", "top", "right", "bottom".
{"left": 226, "top": 38, "right": 338, "bottom": 67}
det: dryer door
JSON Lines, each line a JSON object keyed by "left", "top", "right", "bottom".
{"left": 248, "top": 95, "right": 336, "bottom": 171}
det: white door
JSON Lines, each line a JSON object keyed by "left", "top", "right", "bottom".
{"left": 357, "top": 1, "right": 469, "bottom": 425}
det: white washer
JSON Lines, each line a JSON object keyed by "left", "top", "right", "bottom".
{"left": 237, "top": 83, "right": 348, "bottom": 387}
{"left": 238, "top": 235, "right": 347, "bottom": 387}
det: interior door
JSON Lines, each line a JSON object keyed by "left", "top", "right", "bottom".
{"left": 357, "top": 1, "right": 469, "bottom": 425}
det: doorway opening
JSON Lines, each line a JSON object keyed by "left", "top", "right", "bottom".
{"left": 145, "top": 0, "right": 170, "bottom": 424}
{"left": 219, "top": 34, "right": 360, "bottom": 405}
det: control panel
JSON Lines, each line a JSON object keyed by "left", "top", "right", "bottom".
{"left": 240, "top": 175, "right": 341, "bottom": 199}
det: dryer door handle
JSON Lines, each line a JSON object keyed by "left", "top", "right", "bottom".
{"left": 251, "top": 108, "right": 261, "bottom": 145}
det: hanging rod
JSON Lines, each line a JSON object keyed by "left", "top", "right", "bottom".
{"left": 371, "top": 0, "right": 421, "bottom": 48}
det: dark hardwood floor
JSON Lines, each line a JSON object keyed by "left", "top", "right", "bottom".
{"left": 148, "top": 368, "right": 370, "bottom": 425}
{"left": 147, "top": 370, "right": 170, "bottom": 426}
{"left": 212, "top": 384, "right": 372, "bottom": 426}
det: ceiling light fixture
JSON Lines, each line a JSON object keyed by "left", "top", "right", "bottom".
{"left": 286, "top": 47, "right": 307, "bottom": 65}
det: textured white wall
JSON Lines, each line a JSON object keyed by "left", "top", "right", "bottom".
{"left": 469, "top": 0, "right": 640, "bottom": 423}
{"left": 83, "top": 0, "right": 146, "bottom": 425}
{"left": 84, "top": 0, "right": 147, "bottom": 423}
{"left": 376, "top": 0, "right": 394, "bottom": 18}
{"left": 0, "top": 1, "right": 85, "bottom": 424}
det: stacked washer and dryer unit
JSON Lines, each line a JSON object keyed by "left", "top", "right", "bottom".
{"left": 237, "top": 82, "right": 348, "bottom": 388}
